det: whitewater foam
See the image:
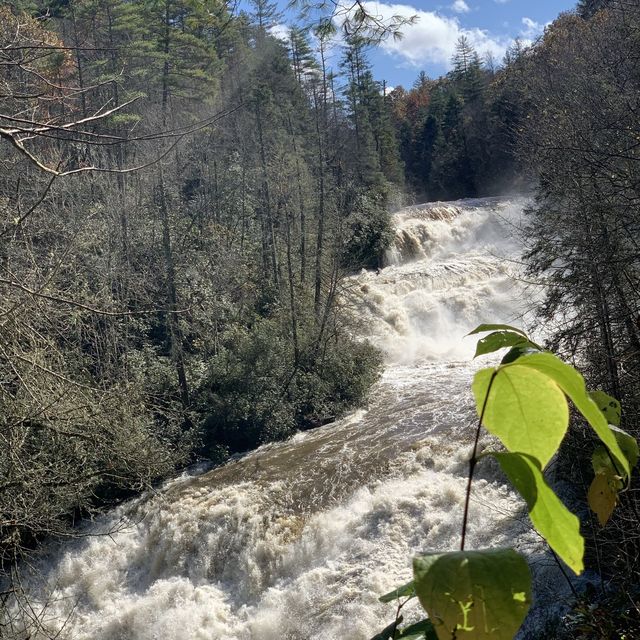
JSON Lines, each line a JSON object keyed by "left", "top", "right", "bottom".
{"left": 7, "top": 197, "right": 565, "bottom": 640}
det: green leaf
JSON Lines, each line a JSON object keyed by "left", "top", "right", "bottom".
{"left": 472, "top": 365, "right": 569, "bottom": 468}
{"left": 489, "top": 452, "right": 584, "bottom": 574}
{"left": 467, "top": 323, "right": 529, "bottom": 337}
{"left": 592, "top": 446, "right": 615, "bottom": 476}
{"left": 379, "top": 580, "right": 415, "bottom": 603}
{"left": 592, "top": 427, "right": 638, "bottom": 477}
{"left": 413, "top": 549, "right": 531, "bottom": 640}
{"left": 473, "top": 331, "right": 532, "bottom": 358}
{"left": 610, "top": 425, "right": 639, "bottom": 470}
{"left": 500, "top": 345, "right": 541, "bottom": 365}
{"left": 396, "top": 619, "right": 438, "bottom": 639}
{"left": 514, "top": 353, "right": 630, "bottom": 478}
{"left": 589, "top": 390, "right": 621, "bottom": 426}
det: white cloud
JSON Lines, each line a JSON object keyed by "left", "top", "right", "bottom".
{"left": 268, "top": 23, "right": 290, "bottom": 42}
{"left": 520, "top": 17, "right": 543, "bottom": 38}
{"left": 361, "top": 2, "right": 513, "bottom": 68}
{"left": 451, "top": 0, "right": 470, "bottom": 13}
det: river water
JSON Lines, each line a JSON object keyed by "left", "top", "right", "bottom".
{"left": 14, "top": 197, "right": 562, "bottom": 639}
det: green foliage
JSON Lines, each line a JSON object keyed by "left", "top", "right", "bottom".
{"left": 469, "top": 324, "right": 542, "bottom": 358}
{"left": 342, "top": 192, "right": 394, "bottom": 270}
{"left": 197, "top": 319, "right": 294, "bottom": 452}
{"left": 488, "top": 452, "right": 584, "bottom": 573}
{"left": 518, "top": 353, "right": 630, "bottom": 478}
{"left": 413, "top": 549, "right": 531, "bottom": 640}
{"left": 342, "top": 38, "right": 405, "bottom": 190}
{"left": 389, "top": 36, "right": 522, "bottom": 201}
{"left": 472, "top": 330, "right": 536, "bottom": 358}
{"left": 592, "top": 426, "right": 638, "bottom": 477}
{"left": 197, "top": 316, "right": 383, "bottom": 454}
{"left": 467, "top": 323, "right": 528, "bottom": 337}
{"left": 589, "top": 390, "right": 621, "bottom": 426}
{"left": 472, "top": 364, "right": 569, "bottom": 468}
{"left": 588, "top": 425, "right": 638, "bottom": 526}
{"left": 377, "top": 324, "right": 638, "bottom": 640}
{"left": 609, "top": 426, "right": 639, "bottom": 470}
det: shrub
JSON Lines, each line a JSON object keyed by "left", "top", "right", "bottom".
{"left": 195, "top": 315, "right": 383, "bottom": 456}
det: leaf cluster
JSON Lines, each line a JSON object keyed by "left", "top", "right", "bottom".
{"left": 375, "top": 325, "right": 638, "bottom": 640}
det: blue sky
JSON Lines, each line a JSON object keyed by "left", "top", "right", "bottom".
{"left": 269, "top": 0, "right": 577, "bottom": 88}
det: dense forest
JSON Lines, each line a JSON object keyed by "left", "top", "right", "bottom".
{"left": 1, "top": 0, "right": 639, "bottom": 637}
{"left": 0, "top": 0, "right": 402, "bottom": 573}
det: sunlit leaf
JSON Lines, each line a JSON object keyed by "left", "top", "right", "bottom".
{"left": 588, "top": 472, "right": 618, "bottom": 527}
{"left": 589, "top": 390, "right": 621, "bottom": 426}
{"left": 515, "top": 353, "right": 630, "bottom": 478}
{"left": 472, "top": 365, "right": 569, "bottom": 468}
{"left": 489, "top": 452, "right": 584, "bottom": 574}
{"left": 413, "top": 549, "right": 531, "bottom": 640}
{"left": 468, "top": 323, "right": 529, "bottom": 337}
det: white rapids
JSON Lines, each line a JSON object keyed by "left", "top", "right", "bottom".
{"left": 10, "top": 197, "right": 566, "bottom": 640}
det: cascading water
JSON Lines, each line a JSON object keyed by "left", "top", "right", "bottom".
{"left": 13, "top": 197, "right": 564, "bottom": 639}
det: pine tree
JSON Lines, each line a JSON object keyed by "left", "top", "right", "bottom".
{"left": 451, "top": 36, "right": 476, "bottom": 78}
{"left": 288, "top": 26, "right": 317, "bottom": 85}
{"left": 249, "top": 0, "right": 282, "bottom": 33}
{"left": 503, "top": 38, "right": 525, "bottom": 66}
{"left": 341, "top": 38, "right": 383, "bottom": 185}
{"left": 138, "top": 0, "right": 223, "bottom": 115}
{"left": 426, "top": 92, "right": 475, "bottom": 198}
{"left": 417, "top": 114, "right": 438, "bottom": 193}
{"left": 450, "top": 37, "right": 485, "bottom": 102}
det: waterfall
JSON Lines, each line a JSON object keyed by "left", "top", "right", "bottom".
{"left": 11, "top": 197, "right": 563, "bottom": 639}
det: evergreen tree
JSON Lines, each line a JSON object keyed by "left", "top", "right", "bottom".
{"left": 451, "top": 36, "right": 476, "bottom": 78}
{"left": 450, "top": 36, "right": 485, "bottom": 102}
{"left": 288, "top": 26, "right": 317, "bottom": 85}
{"left": 341, "top": 37, "right": 381, "bottom": 184}
{"left": 139, "top": 0, "right": 223, "bottom": 114}
{"left": 249, "top": 0, "right": 282, "bottom": 33}
{"left": 503, "top": 37, "right": 525, "bottom": 66}
{"left": 417, "top": 114, "right": 438, "bottom": 193}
